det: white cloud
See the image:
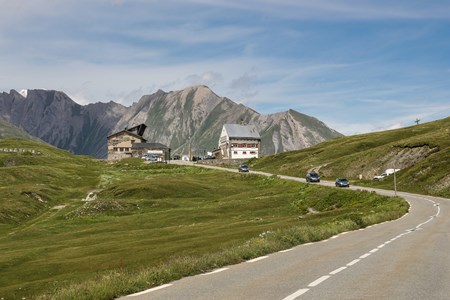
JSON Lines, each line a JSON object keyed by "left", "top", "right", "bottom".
{"left": 184, "top": 71, "right": 224, "bottom": 88}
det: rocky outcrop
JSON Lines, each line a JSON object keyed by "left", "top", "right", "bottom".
{"left": 0, "top": 89, "right": 124, "bottom": 157}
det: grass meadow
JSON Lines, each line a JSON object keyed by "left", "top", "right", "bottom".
{"left": 251, "top": 117, "right": 450, "bottom": 198}
{"left": 0, "top": 140, "right": 408, "bottom": 299}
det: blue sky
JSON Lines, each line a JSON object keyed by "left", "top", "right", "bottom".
{"left": 1, "top": 0, "right": 450, "bottom": 135}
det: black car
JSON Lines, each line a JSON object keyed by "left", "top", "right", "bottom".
{"left": 306, "top": 171, "right": 320, "bottom": 182}
{"left": 335, "top": 178, "right": 350, "bottom": 187}
{"left": 238, "top": 164, "right": 249, "bottom": 172}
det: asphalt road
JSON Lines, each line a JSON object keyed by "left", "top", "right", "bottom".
{"left": 122, "top": 163, "right": 450, "bottom": 299}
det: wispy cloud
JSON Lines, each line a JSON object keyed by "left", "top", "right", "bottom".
{"left": 1, "top": 0, "right": 449, "bottom": 135}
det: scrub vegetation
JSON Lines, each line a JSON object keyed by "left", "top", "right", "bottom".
{"left": 0, "top": 139, "right": 407, "bottom": 299}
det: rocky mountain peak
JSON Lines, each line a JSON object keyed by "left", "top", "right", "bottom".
{"left": 0, "top": 86, "right": 342, "bottom": 158}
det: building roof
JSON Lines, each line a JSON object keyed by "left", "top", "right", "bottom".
{"left": 132, "top": 142, "right": 170, "bottom": 150}
{"left": 223, "top": 124, "right": 260, "bottom": 139}
{"left": 107, "top": 130, "right": 147, "bottom": 141}
{"left": 127, "top": 124, "right": 147, "bottom": 136}
{"left": 107, "top": 123, "right": 147, "bottom": 139}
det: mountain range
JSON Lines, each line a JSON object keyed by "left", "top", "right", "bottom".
{"left": 0, "top": 85, "right": 342, "bottom": 158}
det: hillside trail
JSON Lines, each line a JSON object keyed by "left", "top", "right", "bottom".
{"left": 2, "top": 189, "right": 101, "bottom": 239}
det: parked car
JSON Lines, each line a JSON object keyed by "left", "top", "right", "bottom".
{"left": 373, "top": 173, "right": 387, "bottom": 180}
{"left": 306, "top": 171, "right": 320, "bottom": 182}
{"left": 145, "top": 155, "right": 158, "bottom": 162}
{"left": 373, "top": 168, "right": 401, "bottom": 180}
{"left": 238, "top": 164, "right": 249, "bottom": 172}
{"left": 335, "top": 178, "right": 350, "bottom": 187}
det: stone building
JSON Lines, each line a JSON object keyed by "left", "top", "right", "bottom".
{"left": 106, "top": 124, "right": 170, "bottom": 161}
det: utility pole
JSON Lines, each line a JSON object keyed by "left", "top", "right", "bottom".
{"left": 393, "top": 165, "right": 397, "bottom": 196}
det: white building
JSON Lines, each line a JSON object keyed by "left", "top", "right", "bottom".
{"left": 218, "top": 124, "right": 261, "bottom": 159}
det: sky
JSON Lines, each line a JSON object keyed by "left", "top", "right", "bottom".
{"left": 1, "top": 0, "right": 450, "bottom": 135}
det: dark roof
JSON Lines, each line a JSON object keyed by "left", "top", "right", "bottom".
{"left": 107, "top": 123, "right": 147, "bottom": 139}
{"left": 127, "top": 124, "right": 147, "bottom": 136}
{"left": 223, "top": 124, "right": 260, "bottom": 139}
{"left": 132, "top": 142, "right": 170, "bottom": 150}
{"left": 107, "top": 130, "right": 147, "bottom": 141}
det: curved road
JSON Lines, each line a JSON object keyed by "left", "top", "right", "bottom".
{"left": 123, "top": 164, "right": 449, "bottom": 300}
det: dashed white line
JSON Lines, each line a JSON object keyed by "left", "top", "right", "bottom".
{"left": 127, "top": 284, "right": 173, "bottom": 297}
{"left": 278, "top": 192, "right": 441, "bottom": 300}
{"left": 330, "top": 266, "right": 347, "bottom": 275}
{"left": 282, "top": 288, "right": 309, "bottom": 300}
{"left": 347, "top": 259, "right": 360, "bottom": 266}
{"left": 308, "top": 275, "right": 330, "bottom": 287}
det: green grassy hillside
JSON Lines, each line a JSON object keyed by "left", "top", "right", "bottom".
{"left": 0, "top": 138, "right": 101, "bottom": 229}
{"left": 0, "top": 139, "right": 407, "bottom": 299}
{"left": 251, "top": 117, "right": 450, "bottom": 197}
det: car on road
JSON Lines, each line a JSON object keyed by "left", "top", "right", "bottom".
{"left": 335, "top": 178, "right": 350, "bottom": 187}
{"left": 238, "top": 164, "right": 249, "bottom": 172}
{"left": 306, "top": 171, "right": 320, "bottom": 182}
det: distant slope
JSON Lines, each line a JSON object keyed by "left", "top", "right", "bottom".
{"left": 0, "top": 117, "right": 36, "bottom": 140}
{"left": 251, "top": 117, "right": 450, "bottom": 198}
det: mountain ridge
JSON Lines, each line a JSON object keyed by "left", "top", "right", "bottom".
{"left": 0, "top": 85, "right": 342, "bottom": 158}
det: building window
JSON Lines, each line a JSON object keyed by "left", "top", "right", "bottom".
{"left": 125, "top": 148, "right": 129, "bottom": 152}
{"left": 120, "top": 148, "right": 124, "bottom": 152}
{"left": 243, "top": 151, "right": 247, "bottom": 154}
{"left": 238, "top": 144, "right": 243, "bottom": 148}
{"left": 113, "top": 147, "right": 118, "bottom": 152}
{"left": 250, "top": 151, "right": 256, "bottom": 154}
{"left": 233, "top": 151, "right": 238, "bottom": 154}
{"left": 232, "top": 143, "right": 238, "bottom": 147}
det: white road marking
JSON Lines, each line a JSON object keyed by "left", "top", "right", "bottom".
{"left": 330, "top": 266, "right": 347, "bottom": 275}
{"left": 127, "top": 284, "right": 173, "bottom": 297}
{"left": 369, "top": 248, "right": 379, "bottom": 253}
{"left": 247, "top": 256, "right": 268, "bottom": 263}
{"left": 347, "top": 259, "right": 360, "bottom": 266}
{"left": 377, "top": 244, "right": 385, "bottom": 249}
{"left": 359, "top": 253, "right": 371, "bottom": 259}
{"left": 280, "top": 248, "right": 294, "bottom": 253}
{"left": 282, "top": 288, "right": 310, "bottom": 300}
{"left": 201, "top": 267, "right": 229, "bottom": 275}
{"left": 308, "top": 275, "right": 330, "bottom": 287}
